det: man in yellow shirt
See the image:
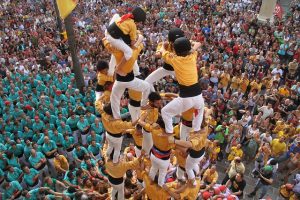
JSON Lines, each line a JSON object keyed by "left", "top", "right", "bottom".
{"left": 202, "top": 165, "right": 219, "bottom": 190}
{"left": 271, "top": 137, "right": 287, "bottom": 157}
{"left": 145, "top": 28, "right": 185, "bottom": 91}
{"left": 227, "top": 144, "right": 243, "bottom": 161}
{"left": 138, "top": 116, "right": 174, "bottom": 187}
{"left": 140, "top": 92, "right": 161, "bottom": 156}
{"left": 105, "top": 7, "right": 146, "bottom": 76}
{"left": 102, "top": 38, "right": 151, "bottom": 120}
{"left": 125, "top": 124, "right": 143, "bottom": 157}
{"left": 142, "top": 171, "right": 172, "bottom": 200}
{"left": 95, "top": 99, "right": 137, "bottom": 163}
{"left": 163, "top": 177, "right": 201, "bottom": 200}
{"left": 159, "top": 37, "right": 205, "bottom": 135}
{"left": 53, "top": 152, "right": 69, "bottom": 178}
{"left": 169, "top": 126, "right": 208, "bottom": 185}
{"left": 219, "top": 70, "right": 231, "bottom": 93}
{"left": 95, "top": 60, "right": 114, "bottom": 100}
{"left": 106, "top": 150, "right": 144, "bottom": 200}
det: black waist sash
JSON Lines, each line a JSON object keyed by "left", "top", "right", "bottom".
{"left": 179, "top": 82, "right": 202, "bottom": 98}
{"left": 108, "top": 174, "right": 124, "bottom": 185}
{"left": 189, "top": 148, "right": 205, "bottom": 158}
{"left": 116, "top": 71, "right": 134, "bottom": 82}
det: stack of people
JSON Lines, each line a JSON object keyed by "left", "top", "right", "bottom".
{"left": 0, "top": 0, "right": 299, "bottom": 200}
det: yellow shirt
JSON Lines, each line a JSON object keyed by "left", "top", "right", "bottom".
{"left": 174, "top": 149, "right": 186, "bottom": 168}
{"left": 144, "top": 125, "right": 174, "bottom": 151}
{"left": 103, "top": 39, "right": 143, "bottom": 74}
{"left": 230, "top": 76, "right": 240, "bottom": 90}
{"left": 219, "top": 73, "right": 231, "bottom": 87}
{"left": 53, "top": 155, "right": 69, "bottom": 171}
{"left": 128, "top": 89, "right": 142, "bottom": 102}
{"left": 239, "top": 78, "right": 249, "bottom": 93}
{"left": 162, "top": 51, "right": 198, "bottom": 86}
{"left": 97, "top": 72, "right": 114, "bottom": 86}
{"left": 189, "top": 133, "right": 208, "bottom": 151}
{"left": 227, "top": 146, "right": 243, "bottom": 161}
{"left": 105, "top": 158, "right": 140, "bottom": 178}
{"left": 271, "top": 139, "right": 287, "bottom": 156}
{"left": 189, "top": 126, "right": 209, "bottom": 151}
{"left": 180, "top": 179, "right": 201, "bottom": 200}
{"left": 128, "top": 129, "right": 143, "bottom": 147}
{"left": 140, "top": 106, "right": 159, "bottom": 132}
{"left": 250, "top": 81, "right": 261, "bottom": 92}
{"left": 99, "top": 90, "right": 111, "bottom": 104}
{"left": 173, "top": 124, "right": 180, "bottom": 139}
{"left": 203, "top": 168, "right": 218, "bottom": 184}
{"left": 142, "top": 171, "right": 170, "bottom": 200}
{"left": 95, "top": 100, "right": 133, "bottom": 134}
{"left": 277, "top": 130, "right": 287, "bottom": 138}
{"left": 116, "top": 18, "right": 137, "bottom": 41}
{"left": 156, "top": 42, "right": 173, "bottom": 65}
{"left": 278, "top": 87, "right": 290, "bottom": 97}
{"left": 273, "top": 121, "right": 285, "bottom": 134}
{"left": 182, "top": 108, "right": 194, "bottom": 122}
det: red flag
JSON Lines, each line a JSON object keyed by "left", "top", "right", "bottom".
{"left": 274, "top": 3, "right": 284, "bottom": 19}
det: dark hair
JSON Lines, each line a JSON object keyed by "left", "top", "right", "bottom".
{"left": 103, "top": 103, "right": 113, "bottom": 115}
{"left": 269, "top": 158, "right": 278, "bottom": 165}
{"left": 148, "top": 92, "right": 161, "bottom": 102}
{"left": 126, "top": 170, "right": 133, "bottom": 179}
{"left": 136, "top": 124, "right": 143, "bottom": 131}
{"left": 96, "top": 60, "right": 109, "bottom": 71}
{"left": 156, "top": 116, "right": 165, "bottom": 130}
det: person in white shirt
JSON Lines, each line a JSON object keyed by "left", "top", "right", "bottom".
{"left": 258, "top": 103, "right": 274, "bottom": 120}
{"left": 271, "top": 65, "right": 283, "bottom": 77}
{"left": 260, "top": 131, "right": 272, "bottom": 143}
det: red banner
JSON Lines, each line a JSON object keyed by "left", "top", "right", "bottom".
{"left": 274, "top": 3, "right": 284, "bottom": 19}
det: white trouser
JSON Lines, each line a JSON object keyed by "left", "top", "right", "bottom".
{"left": 145, "top": 67, "right": 176, "bottom": 91}
{"left": 180, "top": 123, "right": 192, "bottom": 141}
{"left": 149, "top": 154, "right": 170, "bottom": 187}
{"left": 110, "top": 181, "right": 124, "bottom": 200}
{"left": 105, "top": 31, "right": 132, "bottom": 59}
{"left": 108, "top": 55, "right": 140, "bottom": 77}
{"left": 185, "top": 153, "right": 205, "bottom": 180}
{"left": 134, "top": 146, "right": 141, "bottom": 158}
{"left": 72, "top": 130, "right": 79, "bottom": 144}
{"left": 128, "top": 104, "right": 141, "bottom": 122}
{"left": 106, "top": 132, "right": 123, "bottom": 163}
{"left": 81, "top": 132, "right": 89, "bottom": 145}
{"left": 162, "top": 94, "right": 205, "bottom": 133}
{"left": 177, "top": 166, "right": 186, "bottom": 181}
{"left": 111, "top": 78, "right": 151, "bottom": 119}
{"left": 142, "top": 129, "right": 153, "bottom": 156}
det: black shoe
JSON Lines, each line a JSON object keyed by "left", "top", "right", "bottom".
{"left": 247, "top": 192, "right": 256, "bottom": 198}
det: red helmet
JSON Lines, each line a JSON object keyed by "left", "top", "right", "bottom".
{"left": 202, "top": 191, "right": 211, "bottom": 200}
